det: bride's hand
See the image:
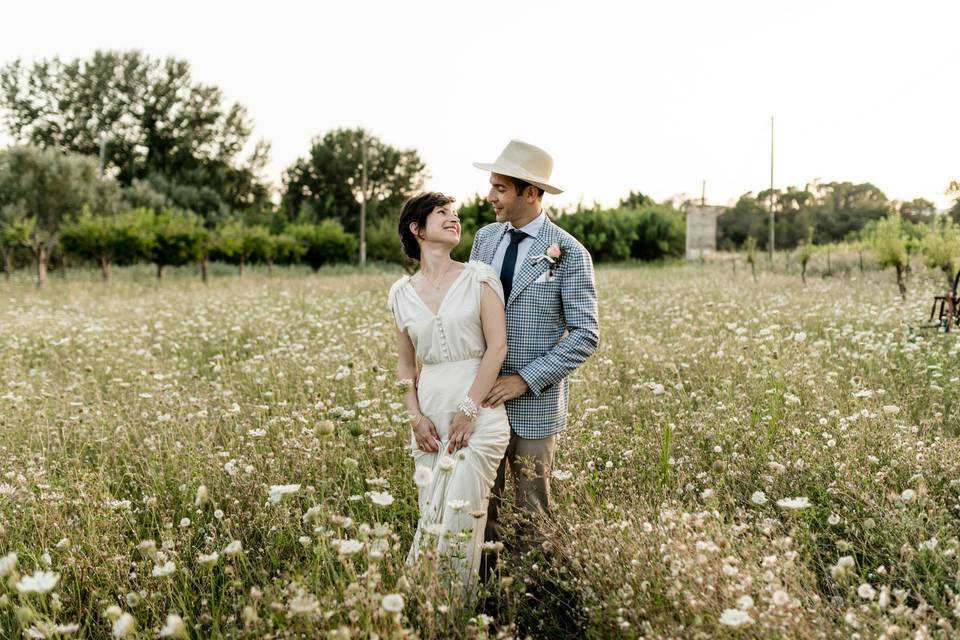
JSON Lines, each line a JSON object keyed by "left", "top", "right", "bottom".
{"left": 447, "top": 412, "right": 475, "bottom": 454}
{"left": 412, "top": 414, "right": 441, "bottom": 452}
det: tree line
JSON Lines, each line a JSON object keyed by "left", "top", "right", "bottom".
{"left": 719, "top": 181, "right": 960, "bottom": 252}
{"left": 0, "top": 144, "right": 685, "bottom": 284}
{"left": 1, "top": 50, "right": 959, "bottom": 286}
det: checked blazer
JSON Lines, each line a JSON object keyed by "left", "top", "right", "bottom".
{"left": 470, "top": 217, "right": 599, "bottom": 438}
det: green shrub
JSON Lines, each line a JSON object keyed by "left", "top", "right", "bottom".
{"left": 60, "top": 207, "right": 153, "bottom": 280}
{"left": 270, "top": 232, "right": 305, "bottom": 266}
{"left": 450, "top": 227, "right": 475, "bottom": 263}
{"left": 555, "top": 205, "right": 684, "bottom": 262}
{"left": 920, "top": 215, "right": 960, "bottom": 280}
{"left": 630, "top": 206, "right": 685, "bottom": 260}
{"left": 214, "top": 220, "right": 273, "bottom": 274}
{"left": 365, "top": 217, "right": 405, "bottom": 264}
{"left": 146, "top": 209, "right": 209, "bottom": 279}
{"left": 556, "top": 209, "right": 631, "bottom": 262}
{"left": 870, "top": 210, "right": 909, "bottom": 300}
{"left": 286, "top": 220, "right": 356, "bottom": 270}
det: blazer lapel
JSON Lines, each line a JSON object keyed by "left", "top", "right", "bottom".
{"left": 507, "top": 223, "right": 555, "bottom": 306}
{"left": 483, "top": 224, "right": 508, "bottom": 264}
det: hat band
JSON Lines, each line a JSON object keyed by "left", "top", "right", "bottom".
{"left": 493, "top": 157, "right": 551, "bottom": 185}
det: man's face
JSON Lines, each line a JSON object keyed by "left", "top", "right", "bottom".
{"left": 487, "top": 173, "right": 523, "bottom": 223}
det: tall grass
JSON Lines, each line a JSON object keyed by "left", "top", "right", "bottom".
{"left": 0, "top": 261, "right": 958, "bottom": 638}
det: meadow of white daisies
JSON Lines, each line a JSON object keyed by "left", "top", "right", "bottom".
{"left": 1, "top": 255, "right": 959, "bottom": 639}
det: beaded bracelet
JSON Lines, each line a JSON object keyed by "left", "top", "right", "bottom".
{"left": 457, "top": 396, "right": 479, "bottom": 419}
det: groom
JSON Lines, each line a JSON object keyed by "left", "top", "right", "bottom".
{"left": 470, "top": 140, "right": 599, "bottom": 578}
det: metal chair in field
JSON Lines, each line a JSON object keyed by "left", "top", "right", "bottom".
{"left": 928, "top": 269, "right": 960, "bottom": 331}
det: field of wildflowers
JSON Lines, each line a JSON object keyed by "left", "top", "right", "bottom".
{"left": 1, "top": 259, "right": 959, "bottom": 639}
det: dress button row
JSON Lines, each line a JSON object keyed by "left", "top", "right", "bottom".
{"left": 436, "top": 318, "right": 448, "bottom": 358}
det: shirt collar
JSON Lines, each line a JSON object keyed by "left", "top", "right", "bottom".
{"left": 506, "top": 211, "right": 547, "bottom": 239}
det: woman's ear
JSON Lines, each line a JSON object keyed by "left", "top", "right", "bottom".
{"left": 409, "top": 221, "right": 422, "bottom": 240}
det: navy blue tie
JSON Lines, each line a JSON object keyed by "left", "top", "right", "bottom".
{"left": 500, "top": 229, "right": 525, "bottom": 304}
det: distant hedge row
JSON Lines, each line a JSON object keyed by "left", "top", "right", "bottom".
{"left": 55, "top": 208, "right": 356, "bottom": 280}
{"left": 363, "top": 201, "right": 686, "bottom": 265}
{"left": 3, "top": 201, "right": 686, "bottom": 283}
{"left": 555, "top": 205, "right": 685, "bottom": 262}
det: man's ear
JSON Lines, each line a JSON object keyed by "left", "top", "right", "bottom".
{"left": 525, "top": 186, "right": 539, "bottom": 204}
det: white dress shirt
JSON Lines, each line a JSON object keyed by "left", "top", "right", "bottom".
{"left": 490, "top": 211, "right": 547, "bottom": 277}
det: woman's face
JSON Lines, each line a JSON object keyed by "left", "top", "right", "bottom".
{"left": 415, "top": 203, "right": 461, "bottom": 249}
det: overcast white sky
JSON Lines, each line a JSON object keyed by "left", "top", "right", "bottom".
{"left": 1, "top": 0, "right": 957, "bottom": 209}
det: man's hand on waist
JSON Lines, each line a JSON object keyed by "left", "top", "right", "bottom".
{"left": 482, "top": 374, "right": 529, "bottom": 407}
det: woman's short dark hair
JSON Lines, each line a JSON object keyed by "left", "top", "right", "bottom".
{"left": 398, "top": 191, "right": 456, "bottom": 261}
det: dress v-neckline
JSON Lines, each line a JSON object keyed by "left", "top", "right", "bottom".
{"left": 406, "top": 266, "right": 469, "bottom": 317}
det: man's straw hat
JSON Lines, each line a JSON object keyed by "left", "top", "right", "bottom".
{"left": 473, "top": 139, "right": 562, "bottom": 194}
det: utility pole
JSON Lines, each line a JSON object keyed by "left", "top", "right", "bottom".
{"left": 768, "top": 116, "right": 775, "bottom": 262}
{"left": 98, "top": 133, "right": 107, "bottom": 177}
{"left": 701, "top": 179, "right": 706, "bottom": 207}
{"left": 359, "top": 136, "right": 368, "bottom": 267}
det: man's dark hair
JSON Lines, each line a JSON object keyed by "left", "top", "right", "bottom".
{"left": 398, "top": 191, "right": 456, "bottom": 261}
{"left": 508, "top": 176, "right": 545, "bottom": 199}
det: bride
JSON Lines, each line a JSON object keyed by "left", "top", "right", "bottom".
{"left": 388, "top": 191, "right": 510, "bottom": 593}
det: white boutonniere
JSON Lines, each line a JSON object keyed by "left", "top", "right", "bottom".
{"left": 529, "top": 243, "right": 562, "bottom": 277}
{"left": 529, "top": 243, "right": 562, "bottom": 265}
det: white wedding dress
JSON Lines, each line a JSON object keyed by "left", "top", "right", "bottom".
{"left": 388, "top": 261, "right": 511, "bottom": 593}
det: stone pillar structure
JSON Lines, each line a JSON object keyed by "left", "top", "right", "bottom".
{"left": 685, "top": 205, "right": 726, "bottom": 260}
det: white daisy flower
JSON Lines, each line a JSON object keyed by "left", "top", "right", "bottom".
{"left": 337, "top": 539, "right": 363, "bottom": 555}
{"left": 413, "top": 466, "right": 433, "bottom": 488}
{"left": 16, "top": 570, "right": 60, "bottom": 594}
{"left": 158, "top": 613, "right": 186, "bottom": 638}
{"left": 382, "top": 593, "right": 404, "bottom": 613}
{"left": 719, "top": 608, "right": 753, "bottom": 627}
{"left": 288, "top": 592, "right": 320, "bottom": 615}
{"left": 267, "top": 484, "right": 301, "bottom": 504}
{"left": 103, "top": 605, "right": 122, "bottom": 621}
{"left": 447, "top": 499, "right": 469, "bottom": 512}
{"left": 223, "top": 540, "right": 243, "bottom": 556}
{"left": 0, "top": 551, "right": 18, "bottom": 577}
{"left": 151, "top": 561, "right": 176, "bottom": 578}
{"left": 776, "top": 496, "right": 810, "bottom": 510}
{"left": 112, "top": 612, "right": 135, "bottom": 638}
{"left": 831, "top": 555, "right": 855, "bottom": 578}
{"left": 368, "top": 491, "right": 395, "bottom": 507}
